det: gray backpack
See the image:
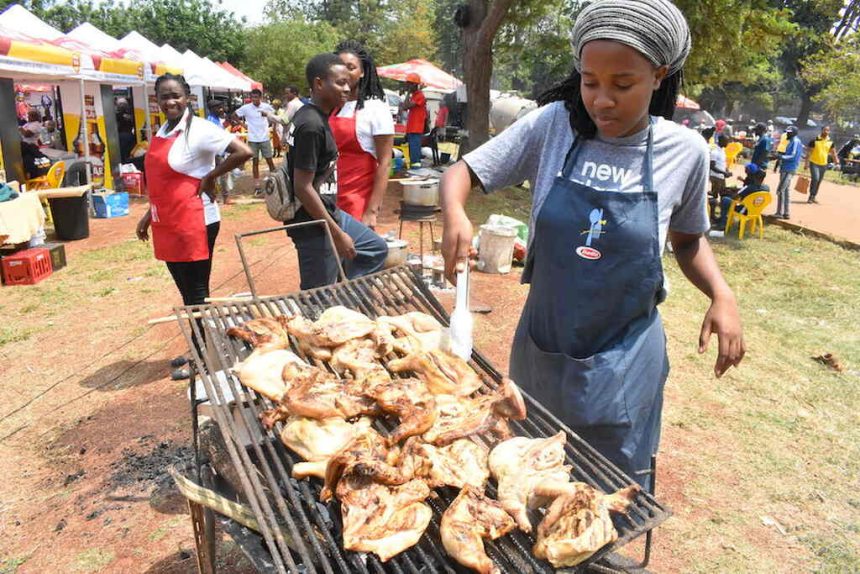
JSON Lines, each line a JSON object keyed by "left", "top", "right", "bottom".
{"left": 263, "top": 161, "right": 337, "bottom": 222}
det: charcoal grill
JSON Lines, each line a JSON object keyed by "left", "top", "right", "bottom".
{"left": 176, "top": 265, "right": 671, "bottom": 573}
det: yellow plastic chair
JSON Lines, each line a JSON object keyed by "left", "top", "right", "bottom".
{"left": 26, "top": 160, "right": 66, "bottom": 190}
{"left": 724, "top": 191, "right": 772, "bottom": 239}
{"left": 725, "top": 142, "right": 743, "bottom": 170}
{"left": 26, "top": 161, "right": 65, "bottom": 224}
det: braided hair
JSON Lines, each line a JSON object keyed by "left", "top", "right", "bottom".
{"left": 335, "top": 40, "right": 385, "bottom": 110}
{"left": 538, "top": 69, "right": 682, "bottom": 140}
{"left": 155, "top": 73, "right": 194, "bottom": 138}
{"left": 539, "top": 0, "right": 688, "bottom": 139}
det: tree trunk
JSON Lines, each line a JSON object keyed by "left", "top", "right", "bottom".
{"left": 460, "top": 0, "right": 514, "bottom": 153}
{"left": 796, "top": 91, "right": 814, "bottom": 128}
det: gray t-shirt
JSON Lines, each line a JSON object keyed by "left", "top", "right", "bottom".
{"left": 463, "top": 102, "right": 710, "bottom": 253}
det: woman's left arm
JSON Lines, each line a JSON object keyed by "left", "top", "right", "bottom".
{"left": 365, "top": 134, "right": 394, "bottom": 228}
{"left": 669, "top": 230, "right": 745, "bottom": 377}
{"left": 199, "top": 138, "right": 253, "bottom": 200}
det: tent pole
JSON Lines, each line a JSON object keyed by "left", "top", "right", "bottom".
{"left": 143, "top": 81, "right": 151, "bottom": 140}
{"left": 80, "top": 79, "right": 91, "bottom": 182}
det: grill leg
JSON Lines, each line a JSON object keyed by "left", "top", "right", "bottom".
{"left": 636, "top": 454, "right": 657, "bottom": 569}
{"left": 189, "top": 362, "right": 218, "bottom": 574}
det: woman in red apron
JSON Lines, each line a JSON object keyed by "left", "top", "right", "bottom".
{"left": 331, "top": 41, "right": 395, "bottom": 228}
{"left": 136, "top": 73, "right": 251, "bottom": 377}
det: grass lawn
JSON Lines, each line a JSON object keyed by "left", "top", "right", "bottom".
{"left": 464, "top": 187, "right": 860, "bottom": 572}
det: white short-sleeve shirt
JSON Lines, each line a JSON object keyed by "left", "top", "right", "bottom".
{"left": 334, "top": 98, "right": 394, "bottom": 159}
{"left": 236, "top": 102, "right": 274, "bottom": 143}
{"left": 156, "top": 109, "right": 235, "bottom": 224}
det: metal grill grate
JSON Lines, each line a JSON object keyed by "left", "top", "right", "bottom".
{"left": 177, "top": 266, "right": 671, "bottom": 573}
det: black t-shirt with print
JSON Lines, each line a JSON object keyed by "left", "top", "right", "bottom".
{"left": 285, "top": 102, "right": 339, "bottom": 225}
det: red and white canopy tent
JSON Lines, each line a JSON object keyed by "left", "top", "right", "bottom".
{"left": 218, "top": 61, "right": 262, "bottom": 91}
{"left": 377, "top": 58, "right": 461, "bottom": 91}
{"left": 676, "top": 94, "right": 700, "bottom": 110}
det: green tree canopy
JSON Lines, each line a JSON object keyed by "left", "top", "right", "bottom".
{"left": 243, "top": 17, "right": 338, "bottom": 95}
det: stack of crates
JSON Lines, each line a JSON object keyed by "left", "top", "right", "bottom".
{"left": 1, "top": 247, "right": 53, "bottom": 286}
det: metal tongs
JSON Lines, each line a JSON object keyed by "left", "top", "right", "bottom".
{"left": 448, "top": 265, "right": 473, "bottom": 361}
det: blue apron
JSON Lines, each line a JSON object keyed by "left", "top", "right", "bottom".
{"left": 510, "top": 123, "right": 669, "bottom": 491}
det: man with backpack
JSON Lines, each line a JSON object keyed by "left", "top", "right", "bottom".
{"left": 268, "top": 53, "right": 387, "bottom": 290}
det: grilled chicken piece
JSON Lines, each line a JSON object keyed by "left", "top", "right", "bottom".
{"left": 388, "top": 349, "right": 484, "bottom": 396}
{"left": 279, "top": 417, "right": 373, "bottom": 480}
{"left": 285, "top": 307, "right": 378, "bottom": 359}
{"left": 423, "top": 379, "right": 527, "bottom": 447}
{"left": 233, "top": 349, "right": 302, "bottom": 401}
{"left": 367, "top": 377, "right": 437, "bottom": 446}
{"left": 532, "top": 482, "right": 640, "bottom": 567}
{"left": 330, "top": 338, "right": 384, "bottom": 378}
{"left": 441, "top": 486, "right": 516, "bottom": 574}
{"left": 488, "top": 431, "right": 571, "bottom": 533}
{"left": 401, "top": 438, "right": 489, "bottom": 490}
{"left": 321, "top": 427, "right": 409, "bottom": 502}
{"left": 226, "top": 317, "right": 291, "bottom": 352}
{"left": 281, "top": 363, "right": 379, "bottom": 420}
{"left": 378, "top": 312, "right": 443, "bottom": 353}
{"left": 338, "top": 474, "right": 432, "bottom": 562}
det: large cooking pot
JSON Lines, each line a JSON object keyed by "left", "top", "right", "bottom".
{"left": 401, "top": 179, "right": 439, "bottom": 206}
{"left": 384, "top": 239, "right": 409, "bottom": 268}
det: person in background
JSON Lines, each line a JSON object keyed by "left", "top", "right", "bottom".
{"left": 136, "top": 74, "right": 252, "bottom": 378}
{"left": 332, "top": 39, "right": 395, "bottom": 228}
{"left": 836, "top": 134, "right": 860, "bottom": 170}
{"left": 234, "top": 88, "right": 275, "bottom": 193}
{"left": 773, "top": 128, "right": 789, "bottom": 172}
{"left": 284, "top": 86, "right": 305, "bottom": 122}
{"left": 774, "top": 125, "right": 802, "bottom": 219}
{"left": 206, "top": 99, "right": 235, "bottom": 204}
{"left": 206, "top": 99, "right": 225, "bottom": 126}
{"left": 710, "top": 133, "right": 732, "bottom": 198}
{"left": 714, "top": 163, "right": 770, "bottom": 228}
{"left": 284, "top": 53, "right": 388, "bottom": 290}
{"left": 750, "top": 122, "right": 772, "bottom": 170}
{"left": 441, "top": 0, "right": 744, "bottom": 490}
{"left": 270, "top": 99, "right": 285, "bottom": 157}
{"left": 116, "top": 98, "right": 137, "bottom": 164}
{"left": 401, "top": 73, "right": 427, "bottom": 168}
{"left": 20, "top": 110, "right": 42, "bottom": 145}
{"left": 21, "top": 141, "right": 49, "bottom": 179}
{"left": 721, "top": 119, "right": 734, "bottom": 139}
{"left": 40, "top": 119, "right": 64, "bottom": 150}
{"left": 804, "top": 125, "right": 838, "bottom": 204}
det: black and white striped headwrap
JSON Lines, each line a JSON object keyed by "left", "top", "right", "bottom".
{"left": 571, "top": 0, "right": 691, "bottom": 76}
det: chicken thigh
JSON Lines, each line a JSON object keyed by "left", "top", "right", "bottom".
{"left": 532, "top": 482, "right": 640, "bottom": 567}
{"left": 280, "top": 416, "right": 373, "bottom": 480}
{"left": 226, "top": 316, "right": 291, "bottom": 352}
{"left": 488, "top": 431, "right": 571, "bottom": 533}
{"left": 233, "top": 349, "right": 302, "bottom": 401}
{"left": 441, "top": 485, "right": 516, "bottom": 574}
{"left": 388, "top": 349, "right": 484, "bottom": 396}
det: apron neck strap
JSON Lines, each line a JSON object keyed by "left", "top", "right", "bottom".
{"left": 562, "top": 117, "right": 656, "bottom": 192}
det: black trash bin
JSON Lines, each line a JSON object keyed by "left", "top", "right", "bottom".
{"left": 49, "top": 194, "right": 90, "bottom": 240}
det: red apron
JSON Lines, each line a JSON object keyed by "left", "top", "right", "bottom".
{"left": 330, "top": 108, "right": 377, "bottom": 219}
{"left": 144, "top": 132, "right": 210, "bottom": 262}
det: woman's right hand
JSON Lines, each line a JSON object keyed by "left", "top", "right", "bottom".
{"left": 442, "top": 207, "right": 474, "bottom": 283}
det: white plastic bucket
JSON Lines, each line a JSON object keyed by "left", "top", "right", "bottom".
{"left": 477, "top": 224, "right": 518, "bottom": 274}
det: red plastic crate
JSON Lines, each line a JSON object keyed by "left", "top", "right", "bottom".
{"left": 1, "top": 247, "right": 53, "bottom": 286}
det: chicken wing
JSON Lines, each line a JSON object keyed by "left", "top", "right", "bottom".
{"left": 532, "top": 482, "right": 640, "bottom": 567}
{"left": 488, "top": 431, "right": 571, "bottom": 533}
{"left": 226, "top": 316, "right": 291, "bottom": 352}
{"left": 365, "top": 377, "right": 437, "bottom": 446}
{"left": 388, "top": 349, "right": 484, "bottom": 396}
{"left": 377, "top": 312, "right": 443, "bottom": 353}
{"left": 280, "top": 416, "right": 373, "bottom": 480}
{"left": 337, "top": 474, "right": 432, "bottom": 562}
{"left": 233, "top": 349, "right": 302, "bottom": 401}
{"left": 441, "top": 486, "right": 516, "bottom": 574}
{"left": 423, "top": 379, "right": 527, "bottom": 447}
{"left": 401, "top": 437, "right": 489, "bottom": 490}
{"left": 285, "top": 307, "right": 378, "bottom": 360}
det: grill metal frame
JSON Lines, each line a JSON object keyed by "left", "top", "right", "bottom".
{"left": 177, "top": 266, "right": 671, "bottom": 573}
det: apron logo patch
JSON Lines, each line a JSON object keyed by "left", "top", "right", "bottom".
{"left": 577, "top": 208, "right": 606, "bottom": 260}
{"left": 576, "top": 246, "right": 602, "bottom": 260}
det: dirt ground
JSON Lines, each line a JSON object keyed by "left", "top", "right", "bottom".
{"left": 1, "top": 167, "right": 858, "bottom": 573}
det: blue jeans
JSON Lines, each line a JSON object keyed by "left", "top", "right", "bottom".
{"left": 289, "top": 210, "right": 388, "bottom": 290}
{"left": 809, "top": 163, "right": 827, "bottom": 199}
{"left": 776, "top": 170, "right": 795, "bottom": 217}
{"left": 407, "top": 133, "right": 422, "bottom": 167}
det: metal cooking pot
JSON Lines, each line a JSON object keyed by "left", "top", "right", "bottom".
{"left": 384, "top": 239, "right": 409, "bottom": 268}
{"left": 401, "top": 179, "right": 439, "bottom": 206}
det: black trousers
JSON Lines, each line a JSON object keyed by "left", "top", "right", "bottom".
{"left": 165, "top": 222, "right": 220, "bottom": 306}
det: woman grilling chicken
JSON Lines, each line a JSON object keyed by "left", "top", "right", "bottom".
{"left": 136, "top": 74, "right": 251, "bottom": 369}
{"left": 440, "top": 0, "right": 745, "bottom": 491}
{"left": 331, "top": 40, "right": 395, "bottom": 228}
